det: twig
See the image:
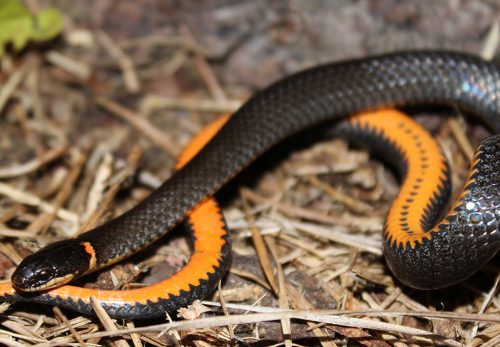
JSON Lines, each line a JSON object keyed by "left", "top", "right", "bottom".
{"left": 38, "top": 150, "right": 87, "bottom": 235}
{"left": 96, "top": 96, "right": 178, "bottom": 157}
{"left": 89, "top": 297, "right": 129, "bottom": 347}
{"left": 241, "top": 188, "right": 383, "bottom": 232}
{"left": 0, "top": 337, "right": 35, "bottom": 347}
{"left": 0, "top": 58, "right": 36, "bottom": 114}
{"left": 291, "top": 221, "right": 382, "bottom": 255}
{"left": 218, "top": 281, "right": 235, "bottom": 341}
{"left": 306, "top": 175, "right": 373, "bottom": 214}
{"left": 33, "top": 309, "right": 488, "bottom": 347}
{"left": 139, "top": 95, "right": 241, "bottom": 115}
{"left": 265, "top": 236, "right": 292, "bottom": 347}
{"left": 180, "top": 25, "right": 227, "bottom": 102}
{"left": 125, "top": 322, "right": 142, "bottom": 347}
{"left": 229, "top": 267, "right": 272, "bottom": 291}
{"left": 468, "top": 274, "right": 500, "bottom": 342}
{"left": 80, "top": 153, "right": 113, "bottom": 224}
{"left": 447, "top": 116, "right": 474, "bottom": 161}
{"left": 0, "top": 228, "right": 36, "bottom": 239}
{"left": 96, "top": 31, "right": 141, "bottom": 92}
{"left": 481, "top": 333, "right": 500, "bottom": 347}
{"left": 285, "top": 285, "right": 337, "bottom": 347}
{"left": 240, "top": 189, "right": 279, "bottom": 294}
{"left": 120, "top": 31, "right": 211, "bottom": 57}
{"left": 481, "top": 18, "right": 500, "bottom": 60}
{"left": 76, "top": 145, "right": 142, "bottom": 235}
{"left": 0, "top": 182, "right": 79, "bottom": 224}
{"left": 12, "top": 102, "right": 40, "bottom": 155}
{"left": 46, "top": 51, "right": 91, "bottom": 80}
{"left": 0, "top": 320, "right": 45, "bottom": 343}
{"left": 0, "top": 145, "right": 68, "bottom": 179}
{"left": 52, "top": 307, "right": 86, "bottom": 347}
{"left": 0, "top": 243, "right": 23, "bottom": 265}
{"left": 24, "top": 150, "right": 86, "bottom": 236}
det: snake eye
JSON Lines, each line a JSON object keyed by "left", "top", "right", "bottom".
{"left": 12, "top": 239, "right": 88, "bottom": 291}
{"left": 35, "top": 266, "right": 53, "bottom": 282}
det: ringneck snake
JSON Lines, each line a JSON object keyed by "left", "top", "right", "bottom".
{"left": 1, "top": 51, "right": 499, "bottom": 319}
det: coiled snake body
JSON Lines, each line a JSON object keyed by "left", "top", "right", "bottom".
{"left": 0, "top": 51, "right": 498, "bottom": 319}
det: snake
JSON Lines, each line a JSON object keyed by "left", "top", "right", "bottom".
{"left": 0, "top": 51, "right": 498, "bottom": 319}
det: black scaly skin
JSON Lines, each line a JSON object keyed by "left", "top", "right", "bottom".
{"left": 335, "top": 121, "right": 499, "bottom": 289}
{"left": 5, "top": 122, "right": 497, "bottom": 318}
{"left": 79, "top": 51, "right": 500, "bottom": 269}
{"left": 3, "top": 220, "right": 232, "bottom": 319}
{"left": 386, "top": 135, "right": 500, "bottom": 288}
{"left": 9, "top": 51, "right": 500, "bottom": 317}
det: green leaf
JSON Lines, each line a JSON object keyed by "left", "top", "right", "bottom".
{"left": 0, "top": 0, "right": 62, "bottom": 57}
{"left": 31, "top": 8, "right": 63, "bottom": 42}
{"left": 0, "top": 0, "right": 32, "bottom": 52}
{"left": 0, "top": 0, "right": 30, "bottom": 20}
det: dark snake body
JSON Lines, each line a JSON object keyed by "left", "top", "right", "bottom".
{"left": 8, "top": 51, "right": 500, "bottom": 318}
{"left": 83, "top": 51, "right": 500, "bottom": 285}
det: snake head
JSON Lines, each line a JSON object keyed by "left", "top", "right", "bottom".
{"left": 11, "top": 240, "right": 95, "bottom": 292}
